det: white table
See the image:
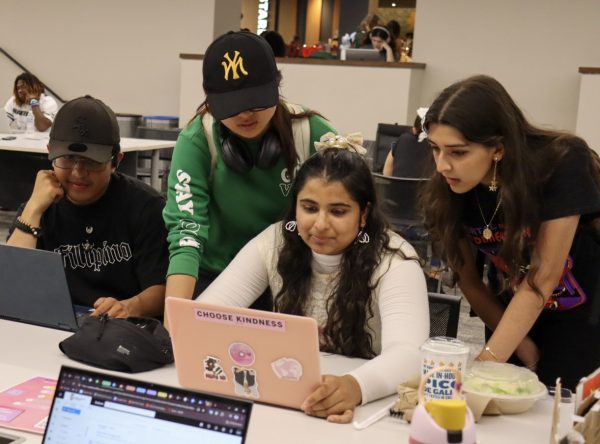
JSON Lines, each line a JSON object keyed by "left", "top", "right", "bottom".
{"left": 0, "top": 320, "right": 553, "bottom": 443}
{"left": 0, "top": 133, "right": 175, "bottom": 191}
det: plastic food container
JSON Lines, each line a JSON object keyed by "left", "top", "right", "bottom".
{"left": 462, "top": 361, "right": 547, "bottom": 421}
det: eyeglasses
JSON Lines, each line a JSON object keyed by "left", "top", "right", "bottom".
{"left": 53, "top": 155, "right": 111, "bottom": 172}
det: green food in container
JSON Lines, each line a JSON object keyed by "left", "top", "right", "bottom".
{"left": 463, "top": 361, "right": 540, "bottom": 396}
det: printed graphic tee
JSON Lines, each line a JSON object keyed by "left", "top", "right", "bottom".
{"left": 4, "top": 94, "right": 58, "bottom": 132}
{"left": 462, "top": 143, "right": 600, "bottom": 314}
{"left": 12, "top": 173, "right": 169, "bottom": 307}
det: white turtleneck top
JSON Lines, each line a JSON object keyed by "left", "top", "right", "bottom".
{"left": 198, "top": 222, "right": 429, "bottom": 404}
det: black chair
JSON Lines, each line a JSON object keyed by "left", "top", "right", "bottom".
{"left": 372, "top": 123, "right": 411, "bottom": 173}
{"left": 0, "top": 151, "right": 52, "bottom": 210}
{"left": 134, "top": 127, "right": 181, "bottom": 191}
{"left": 372, "top": 172, "right": 427, "bottom": 232}
{"left": 428, "top": 292, "right": 461, "bottom": 338}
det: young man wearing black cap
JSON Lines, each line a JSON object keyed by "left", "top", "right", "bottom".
{"left": 163, "top": 30, "right": 335, "bottom": 303}
{"left": 8, "top": 96, "right": 169, "bottom": 318}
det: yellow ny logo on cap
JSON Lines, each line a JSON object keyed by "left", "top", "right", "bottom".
{"left": 222, "top": 51, "right": 248, "bottom": 80}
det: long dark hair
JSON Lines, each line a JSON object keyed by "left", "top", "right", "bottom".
{"left": 364, "top": 26, "right": 396, "bottom": 55}
{"left": 192, "top": 71, "right": 324, "bottom": 177}
{"left": 420, "top": 74, "right": 600, "bottom": 296}
{"left": 13, "top": 72, "right": 45, "bottom": 107}
{"left": 276, "top": 148, "right": 409, "bottom": 358}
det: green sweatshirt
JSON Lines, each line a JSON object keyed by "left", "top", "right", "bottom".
{"left": 163, "top": 111, "right": 335, "bottom": 278}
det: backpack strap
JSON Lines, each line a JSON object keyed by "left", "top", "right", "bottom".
{"left": 284, "top": 102, "right": 311, "bottom": 165}
{"left": 201, "top": 113, "right": 218, "bottom": 182}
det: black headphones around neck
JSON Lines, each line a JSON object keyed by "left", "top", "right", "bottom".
{"left": 220, "top": 125, "right": 281, "bottom": 174}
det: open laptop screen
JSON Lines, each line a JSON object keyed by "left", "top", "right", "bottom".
{"left": 42, "top": 366, "right": 252, "bottom": 444}
{"left": 0, "top": 244, "right": 80, "bottom": 331}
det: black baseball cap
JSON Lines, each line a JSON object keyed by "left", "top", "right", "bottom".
{"left": 49, "top": 95, "right": 120, "bottom": 163}
{"left": 203, "top": 31, "right": 279, "bottom": 120}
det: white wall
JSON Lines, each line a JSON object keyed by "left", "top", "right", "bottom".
{"left": 179, "top": 58, "right": 425, "bottom": 140}
{"left": 576, "top": 73, "right": 600, "bottom": 153}
{"left": 0, "top": 0, "right": 224, "bottom": 122}
{"left": 5, "top": 1, "right": 600, "bottom": 137}
{"left": 414, "top": 0, "right": 600, "bottom": 132}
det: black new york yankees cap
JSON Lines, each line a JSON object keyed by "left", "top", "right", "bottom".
{"left": 49, "top": 95, "right": 120, "bottom": 163}
{"left": 203, "top": 31, "right": 279, "bottom": 120}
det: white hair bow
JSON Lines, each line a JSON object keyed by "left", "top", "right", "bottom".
{"left": 416, "top": 107, "right": 429, "bottom": 142}
{"left": 313, "top": 132, "right": 367, "bottom": 156}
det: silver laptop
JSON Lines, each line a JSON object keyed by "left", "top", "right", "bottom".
{"left": 0, "top": 244, "right": 91, "bottom": 331}
{"left": 43, "top": 365, "right": 252, "bottom": 444}
{"left": 344, "top": 48, "right": 383, "bottom": 61}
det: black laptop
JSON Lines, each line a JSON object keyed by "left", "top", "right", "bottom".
{"left": 0, "top": 244, "right": 91, "bottom": 331}
{"left": 42, "top": 366, "right": 252, "bottom": 443}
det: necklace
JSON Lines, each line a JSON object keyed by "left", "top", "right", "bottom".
{"left": 83, "top": 225, "right": 94, "bottom": 252}
{"left": 475, "top": 190, "right": 502, "bottom": 240}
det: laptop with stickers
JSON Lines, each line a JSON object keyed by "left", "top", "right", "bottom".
{"left": 42, "top": 365, "right": 252, "bottom": 444}
{"left": 0, "top": 244, "right": 91, "bottom": 331}
{"left": 166, "top": 298, "right": 322, "bottom": 410}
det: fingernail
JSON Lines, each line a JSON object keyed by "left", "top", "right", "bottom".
{"left": 300, "top": 402, "right": 307, "bottom": 411}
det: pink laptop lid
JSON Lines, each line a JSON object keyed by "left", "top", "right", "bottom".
{"left": 166, "top": 298, "right": 322, "bottom": 410}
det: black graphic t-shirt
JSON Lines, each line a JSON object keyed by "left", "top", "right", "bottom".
{"left": 13, "top": 173, "right": 169, "bottom": 307}
{"left": 463, "top": 143, "right": 600, "bottom": 315}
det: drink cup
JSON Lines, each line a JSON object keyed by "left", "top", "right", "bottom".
{"left": 420, "top": 337, "right": 470, "bottom": 400}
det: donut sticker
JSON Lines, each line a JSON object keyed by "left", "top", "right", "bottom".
{"left": 232, "top": 367, "right": 259, "bottom": 399}
{"left": 203, "top": 356, "right": 227, "bottom": 381}
{"left": 271, "top": 357, "right": 303, "bottom": 381}
{"left": 228, "top": 342, "right": 255, "bottom": 366}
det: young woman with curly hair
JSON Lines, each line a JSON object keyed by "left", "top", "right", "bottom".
{"left": 420, "top": 74, "right": 600, "bottom": 389}
{"left": 198, "top": 140, "right": 429, "bottom": 423}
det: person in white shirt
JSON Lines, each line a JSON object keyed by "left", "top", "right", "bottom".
{"left": 198, "top": 134, "right": 429, "bottom": 423}
{"left": 4, "top": 72, "right": 57, "bottom": 132}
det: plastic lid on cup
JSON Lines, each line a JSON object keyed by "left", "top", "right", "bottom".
{"left": 421, "top": 337, "right": 469, "bottom": 355}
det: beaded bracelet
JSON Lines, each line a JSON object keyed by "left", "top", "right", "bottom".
{"left": 15, "top": 217, "right": 42, "bottom": 238}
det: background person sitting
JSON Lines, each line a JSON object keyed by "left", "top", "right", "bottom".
{"left": 4, "top": 72, "right": 57, "bottom": 132}
{"left": 383, "top": 108, "right": 429, "bottom": 178}
{"left": 260, "top": 30, "right": 287, "bottom": 57}
{"left": 198, "top": 138, "right": 429, "bottom": 423}
{"left": 361, "top": 26, "right": 397, "bottom": 62}
{"left": 7, "top": 95, "right": 169, "bottom": 319}
{"left": 386, "top": 20, "right": 405, "bottom": 57}
{"left": 353, "top": 13, "right": 380, "bottom": 48}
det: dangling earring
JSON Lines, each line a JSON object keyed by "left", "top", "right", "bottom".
{"left": 284, "top": 221, "right": 297, "bottom": 232}
{"left": 489, "top": 157, "right": 499, "bottom": 192}
{"left": 357, "top": 227, "right": 370, "bottom": 244}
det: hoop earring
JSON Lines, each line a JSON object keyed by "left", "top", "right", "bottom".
{"left": 284, "top": 221, "right": 297, "bottom": 232}
{"left": 489, "top": 157, "right": 499, "bottom": 192}
{"left": 357, "top": 228, "right": 370, "bottom": 244}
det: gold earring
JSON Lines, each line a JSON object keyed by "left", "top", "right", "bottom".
{"left": 489, "top": 157, "right": 499, "bottom": 192}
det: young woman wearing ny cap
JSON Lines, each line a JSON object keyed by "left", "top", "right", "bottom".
{"left": 163, "top": 31, "right": 335, "bottom": 306}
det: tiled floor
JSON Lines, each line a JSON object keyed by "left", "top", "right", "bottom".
{"left": 0, "top": 208, "right": 485, "bottom": 356}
